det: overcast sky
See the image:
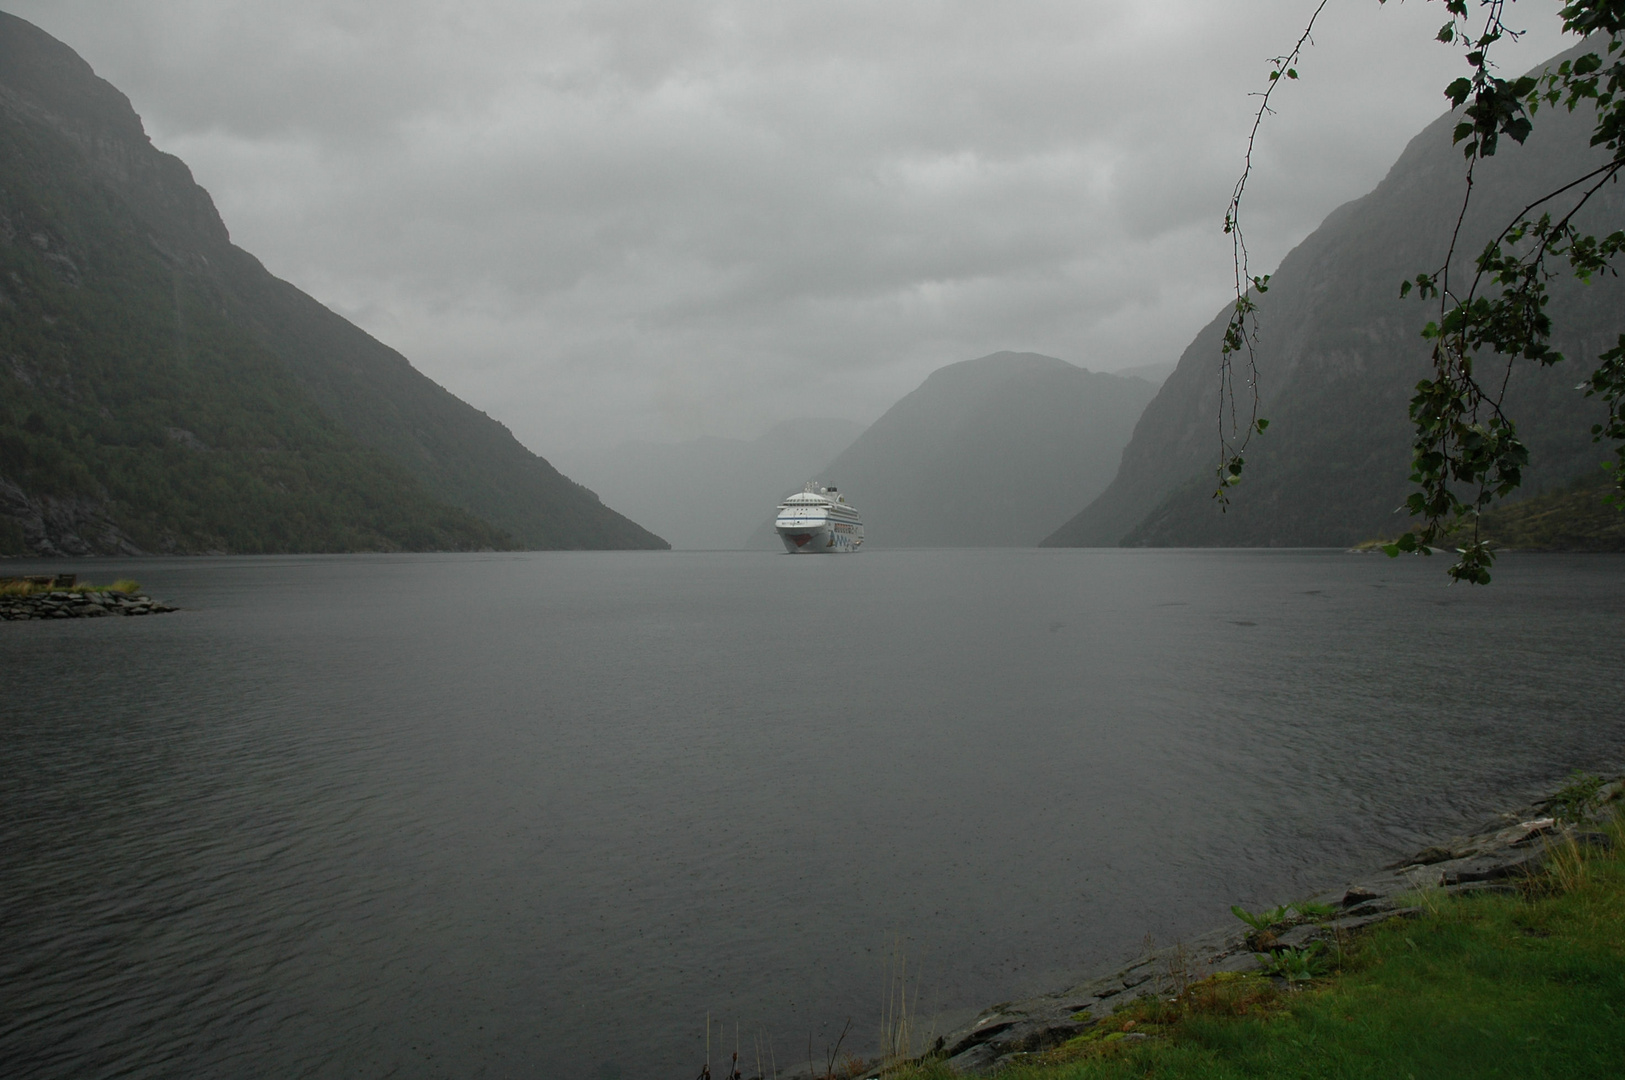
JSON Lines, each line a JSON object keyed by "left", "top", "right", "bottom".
{"left": 5, "top": 1, "right": 1572, "bottom": 461}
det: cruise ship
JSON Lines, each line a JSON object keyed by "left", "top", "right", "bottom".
{"left": 773, "top": 483, "right": 864, "bottom": 553}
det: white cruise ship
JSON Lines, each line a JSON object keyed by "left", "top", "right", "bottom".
{"left": 773, "top": 483, "right": 864, "bottom": 553}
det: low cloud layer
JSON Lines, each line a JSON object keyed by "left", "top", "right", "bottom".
{"left": 8, "top": 1, "right": 1569, "bottom": 460}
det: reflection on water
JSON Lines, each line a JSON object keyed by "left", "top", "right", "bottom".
{"left": 2, "top": 550, "right": 1622, "bottom": 1078}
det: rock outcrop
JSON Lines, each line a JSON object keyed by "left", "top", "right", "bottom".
{"left": 1, "top": 587, "right": 176, "bottom": 619}
{"left": 0, "top": 475, "right": 144, "bottom": 556}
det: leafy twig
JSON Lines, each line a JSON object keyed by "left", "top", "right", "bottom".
{"left": 1217, "top": 1, "right": 1329, "bottom": 502}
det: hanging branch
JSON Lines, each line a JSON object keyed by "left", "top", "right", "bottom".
{"left": 1217, "top": 0, "right": 1331, "bottom": 505}
{"left": 1387, "top": 0, "right": 1625, "bottom": 583}
{"left": 1226, "top": 0, "right": 1625, "bottom": 583}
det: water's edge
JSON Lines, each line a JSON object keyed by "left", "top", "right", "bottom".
{"left": 911, "top": 770, "right": 1625, "bottom": 1076}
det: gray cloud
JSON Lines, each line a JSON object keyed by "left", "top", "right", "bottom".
{"left": 6, "top": 1, "right": 1571, "bottom": 457}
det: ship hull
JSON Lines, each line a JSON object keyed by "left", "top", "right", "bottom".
{"left": 775, "top": 522, "right": 862, "bottom": 553}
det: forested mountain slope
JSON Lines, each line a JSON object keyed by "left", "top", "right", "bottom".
{"left": 0, "top": 12, "right": 665, "bottom": 555}
{"left": 1044, "top": 41, "right": 1620, "bottom": 549}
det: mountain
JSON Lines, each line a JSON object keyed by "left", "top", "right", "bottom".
{"left": 559, "top": 417, "right": 865, "bottom": 549}
{"left": 811, "top": 351, "right": 1157, "bottom": 547}
{"left": 1105, "top": 361, "right": 1175, "bottom": 387}
{"left": 1043, "top": 40, "right": 1621, "bottom": 549}
{"left": 0, "top": 12, "right": 666, "bottom": 556}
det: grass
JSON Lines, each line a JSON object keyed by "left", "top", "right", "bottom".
{"left": 1546, "top": 771, "right": 1607, "bottom": 824}
{"left": 0, "top": 578, "right": 140, "bottom": 596}
{"left": 880, "top": 806, "right": 1625, "bottom": 1080}
{"left": 879, "top": 935, "right": 933, "bottom": 1072}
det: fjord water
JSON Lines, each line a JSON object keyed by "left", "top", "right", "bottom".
{"left": 4, "top": 550, "right": 1623, "bottom": 1079}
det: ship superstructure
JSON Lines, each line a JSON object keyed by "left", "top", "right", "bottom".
{"left": 773, "top": 483, "right": 864, "bottom": 553}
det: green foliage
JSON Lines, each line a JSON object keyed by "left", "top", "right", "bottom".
{"left": 1477, "top": 469, "right": 1625, "bottom": 548}
{"left": 1584, "top": 333, "right": 1625, "bottom": 486}
{"left": 1255, "top": 943, "right": 1330, "bottom": 984}
{"left": 1230, "top": 904, "right": 1291, "bottom": 933}
{"left": 1230, "top": 901, "right": 1333, "bottom": 933}
{"left": 1548, "top": 771, "right": 1606, "bottom": 823}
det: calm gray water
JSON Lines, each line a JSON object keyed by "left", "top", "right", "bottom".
{"left": 3, "top": 549, "right": 1623, "bottom": 1079}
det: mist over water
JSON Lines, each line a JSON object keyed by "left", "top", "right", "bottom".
{"left": 3, "top": 550, "right": 1623, "bottom": 1079}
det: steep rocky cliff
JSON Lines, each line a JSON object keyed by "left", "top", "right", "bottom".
{"left": 1044, "top": 41, "right": 1620, "bottom": 549}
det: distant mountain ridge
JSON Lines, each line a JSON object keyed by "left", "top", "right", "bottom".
{"left": 562, "top": 417, "right": 866, "bottom": 549}
{"left": 816, "top": 351, "right": 1157, "bottom": 547}
{"left": 1044, "top": 40, "right": 1621, "bottom": 549}
{"left": 0, "top": 11, "right": 666, "bottom": 555}
{"left": 1105, "top": 361, "right": 1175, "bottom": 387}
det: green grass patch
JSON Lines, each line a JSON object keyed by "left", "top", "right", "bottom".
{"left": 0, "top": 577, "right": 140, "bottom": 596}
{"left": 1478, "top": 472, "right": 1625, "bottom": 552}
{"left": 892, "top": 811, "right": 1625, "bottom": 1080}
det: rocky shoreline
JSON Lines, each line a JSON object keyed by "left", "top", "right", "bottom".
{"left": 1, "top": 589, "right": 178, "bottom": 620}
{"left": 925, "top": 774, "right": 1622, "bottom": 1074}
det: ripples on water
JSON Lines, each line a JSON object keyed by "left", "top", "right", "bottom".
{"left": 2, "top": 550, "right": 1623, "bottom": 1078}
